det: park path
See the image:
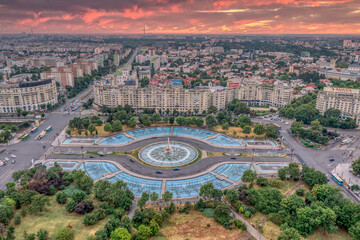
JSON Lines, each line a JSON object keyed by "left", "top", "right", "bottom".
{"left": 222, "top": 199, "right": 267, "bottom": 240}
{"left": 285, "top": 182, "right": 305, "bottom": 197}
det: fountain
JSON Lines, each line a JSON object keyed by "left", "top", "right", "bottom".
{"left": 139, "top": 141, "right": 198, "bottom": 167}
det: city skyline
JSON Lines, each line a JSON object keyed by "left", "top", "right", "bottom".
{"left": 0, "top": 0, "right": 359, "bottom": 34}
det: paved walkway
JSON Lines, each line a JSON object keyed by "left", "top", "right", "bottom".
{"left": 227, "top": 203, "right": 267, "bottom": 240}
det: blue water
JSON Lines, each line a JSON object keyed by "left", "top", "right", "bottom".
{"left": 128, "top": 127, "right": 171, "bottom": 139}
{"left": 44, "top": 161, "right": 79, "bottom": 171}
{"left": 173, "top": 127, "right": 216, "bottom": 139}
{"left": 207, "top": 135, "right": 243, "bottom": 146}
{"left": 98, "top": 134, "right": 133, "bottom": 145}
{"left": 257, "top": 163, "right": 288, "bottom": 173}
{"left": 213, "top": 163, "right": 254, "bottom": 182}
{"left": 62, "top": 138, "right": 97, "bottom": 145}
{"left": 244, "top": 139, "right": 276, "bottom": 146}
{"left": 165, "top": 173, "right": 231, "bottom": 198}
{"left": 78, "top": 162, "right": 119, "bottom": 180}
{"left": 108, "top": 172, "right": 163, "bottom": 197}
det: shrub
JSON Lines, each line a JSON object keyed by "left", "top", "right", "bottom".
{"left": 74, "top": 202, "right": 94, "bottom": 214}
{"left": 269, "top": 179, "right": 285, "bottom": 188}
{"left": 295, "top": 188, "right": 305, "bottom": 197}
{"left": 201, "top": 208, "right": 215, "bottom": 218}
{"left": 83, "top": 208, "right": 107, "bottom": 226}
{"left": 49, "top": 185, "right": 56, "bottom": 195}
{"left": 71, "top": 190, "right": 86, "bottom": 203}
{"left": 14, "top": 214, "right": 21, "bottom": 225}
{"left": 37, "top": 229, "right": 49, "bottom": 240}
{"left": 94, "top": 229, "right": 107, "bottom": 240}
{"left": 244, "top": 211, "right": 251, "bottom": 218}
{"left": 256, "top": 177, "right": 269, "bottom": 186}
{"left": 56, "top": 192, "right": 67, "bottom": 204}
{"left": 55, "top": 228, "right": 74, "bottom": 240}
{"left": 234, "top": 219, "right": 247, "bottom": 230}
{"left": 65, "top": 200, "right": 77, "bottom": 212}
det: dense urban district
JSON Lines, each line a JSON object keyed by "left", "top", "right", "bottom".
{"left": 1, "top": 34, "right": 360, "bottom": 240}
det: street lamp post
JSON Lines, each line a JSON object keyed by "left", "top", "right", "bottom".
{"left": 81, "top": 145, "right": 84, "bottom": 161}
{"left": 42, "top": 145, "right": 46, "bottom": 161}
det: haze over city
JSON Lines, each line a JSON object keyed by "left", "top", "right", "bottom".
{"left": 1, "top": 0, "right": 360, "bottom": 34}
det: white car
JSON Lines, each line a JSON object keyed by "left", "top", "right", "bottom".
{"left": 0, "top": 161, "right": 4, "bottom": 166}
{"left": 4, "top": 157, "right": 9, "bottom": 161}
{"left": 10, "top": 154, "right": 16, "bottom": 158}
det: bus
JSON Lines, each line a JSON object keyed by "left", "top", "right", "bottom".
{"left": 31, "top": 127, "right": 38, "bottom": 133}
{"left": 45, "top": 126, "right": 52, "bottom": 133}
{"left": 22, "top": 133, "right": 30, "bottom": 141}
{"left": 331, "top": 173, "right": 344, "bottom": 186}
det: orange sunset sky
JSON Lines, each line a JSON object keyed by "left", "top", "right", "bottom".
{"left": 0, "top": 0, "right": 359, "bottom": 34}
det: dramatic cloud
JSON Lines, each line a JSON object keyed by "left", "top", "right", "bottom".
{"left": 0, "top": 0, "right": 359, "bottom": 34}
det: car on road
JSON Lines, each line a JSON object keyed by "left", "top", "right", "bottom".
{"left": 329, "top": 158, "right": 335, "bottom": 162}
{"left": 10, "top": 154, "right": 16, "bottom": 158}
{"left": 173, "top": 168, "right": 180, "bottom": 171}
{"left": 156, "top": 171, "right": 163, "bottom": 174}
{"left": 231, "top": 157, "right": 236, "bottom": 160}
{"left": 11, "top": 159, "right": 15, "bottom": 164}
{"left": 89, "top": 155, "right": 95, "bottom": 158}
{"left": 0, "top": 161, "right": 4, "bottom": 167}
{"left": 129, "top": 159, "right": 135, "bottom": 162}
{"left": 4, "top": 157, "right": 9, "bottom": 162}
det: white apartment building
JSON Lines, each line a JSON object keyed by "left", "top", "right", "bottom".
{"left": 94, "top": 78, "right": 293, "bottom": 112}
{"left": 0, "top": 79, "right": 58, "bottom": 113}
{"left": 316, "top": 87, "right": 360, "bottom": 123}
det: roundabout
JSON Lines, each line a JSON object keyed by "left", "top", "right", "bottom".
{"left": 138, "top": 140, "right": 198, "bottom": 167}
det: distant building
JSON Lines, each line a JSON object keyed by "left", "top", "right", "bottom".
{"left": 316, "top": 87, "right": 360, "bottom": 123}
{"left": 0, "top": 78, "right": 58, "bottom": 113}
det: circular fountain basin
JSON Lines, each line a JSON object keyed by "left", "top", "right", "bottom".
{"left": 138, "top": 142, "right": 198, "bottom": 167}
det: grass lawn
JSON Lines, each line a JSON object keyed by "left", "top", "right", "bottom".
{"left": 213, "top": 126, "right": 265, "bottom": 138}
{"left": 13, "top": 196, "right": 108, "bottom": 240}
{"left": 71, "top": 124, "right": 138, "bottom": 137}
{"left": 153, "top": 210, "right": 251, "bottom": 240}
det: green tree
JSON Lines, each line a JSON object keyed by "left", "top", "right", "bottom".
{"left": 254, "top": 123, "right": 266, "bottom": 135}
{"left": 266, "top": 125, "right": 278, "bottom": 138}
{"left": 139, "top": 114, "right": 151, "bottom": 126}
{"left": 199, "top": 182, "right": 215, "bottom": 199}
{"left": 225, "top": 189, "right": 239, "bottom": 203}
{"left": 241, "top": 170, "right": 257, "bottom": 186}
{"left": 206, "top": 115, "right": 217, "bottom": 128}
{"left": 207, "top": 105, "right": 217, "bottom": 114}
{"left": 195, "top": 117, "right": 204, "bottom": 127}
{"left": 112, "top": 120, "right": 123, "bottom": 131}
{"left": 221, "top": 122, "right": 229, "bottom": 130}
{"left": 162, "top": 191, "right": 173, "bottom": 203}
{"left": 163, "top": 116, "right": 169, "bottom": 123}
{"left": 104, "top": 123, "right": 113, "bottom": 132}
{"left": 150, "top": 192, "right": 158, "bottom": 203}
{"left": 247, "top": 187, "right": 283, "bottom": 214}
{"left": 88, "top": 124, "right": 96, "bottom": 135}
{"left": 352, "top": 158, "right": 360, "bottom": 175}
{"left": 110, "top": 228, "right": 131, "bottom": 240}
{"left": 127, "top": 117, "right": 137, "bottom": 128}
{"left": 349, "top": 222, "right": 360, "bottom": 240}
{"left": 169, "top": 116, "right": 175, "bottom": 125}
{"left": 242, "top": 125, "right": 251, "bottom": 134}
{"left": 149, "top": 219, "right": 160, "bottom": 235}
{"left": 138, "top": 225, "right": 152, "bottom": 239}
{"left": 278, "top": 227, "right": 301, "bottom": 240}
{"left": 28, "top": 195, "right": 50, "bottom": 214}
{"left": 151, "top": 113, "right": 161, "bottom": 122}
